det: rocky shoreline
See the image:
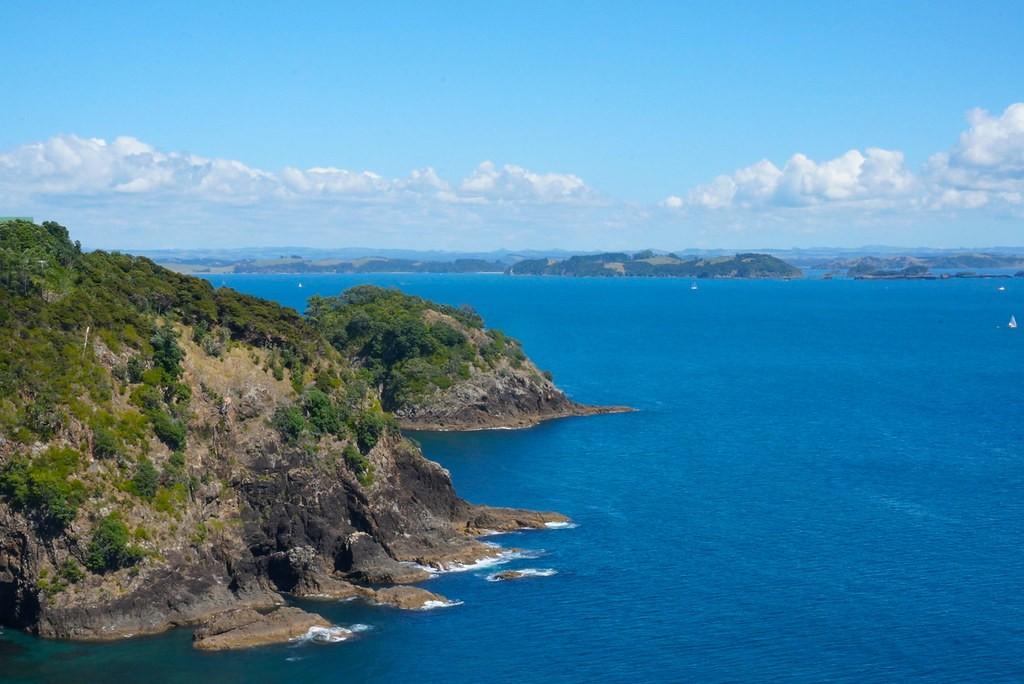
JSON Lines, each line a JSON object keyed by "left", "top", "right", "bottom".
{"left": 399, "top": 403, "right": 634, "bottom": 431}
{"left": 0, "top": 222, "right": 608, "bottom": 653}
{"left": 392, "top": 360, "right": 634, "bottom": 431}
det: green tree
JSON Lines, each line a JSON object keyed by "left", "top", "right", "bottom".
{"left": 130, "top": 456, "right": 159, "bottom": 499}
{"left": 85, "top": 513, "right": 143, "bottom": 573}
{"left": 271, "top": 405, "right": 306, "bottom": 443}
{"left": 150, "top": 411, "right": 186, "bottom": 451}
{"left": 0, "top": 448, "right": 86, "bottom": 530}
{"left": 302, "top": 388, "right": 344, "bottom": 436}
{"left": 150, "top": 325, "right": 184, "bottom": 380}
{"left": 92, "top": 426, "right": 121, "bottom": 459}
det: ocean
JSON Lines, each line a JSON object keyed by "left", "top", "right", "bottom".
{"left": 3, "top": 275, "right": 1022, "bottom": 682}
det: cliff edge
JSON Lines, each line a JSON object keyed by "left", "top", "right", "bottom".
{"left": 0, "top": 220, "right": 572, "bottom": 644}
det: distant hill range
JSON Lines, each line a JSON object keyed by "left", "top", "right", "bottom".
{"left": 156, "top": 251, "right": 802, "bottom": 279}
{"left": 143, "top": 247, "right": 1024, "bottom": 280}
{"left": 233, "top": 256, "right": 507, "bottom": 275}
{"left": 812, "top": 254, "right": 1024, "bottom": 279}
{"left": 508, "top": 251, "right": 801, "bottom": 278}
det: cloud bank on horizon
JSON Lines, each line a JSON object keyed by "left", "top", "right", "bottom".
{"left": 1, "top": 103, "right": 1022, "bottom": 250}
{"left": 665, "top": 103, "right": 1024, "bottom": 214}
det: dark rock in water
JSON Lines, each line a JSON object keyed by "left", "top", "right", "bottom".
{"left": 488, "top": 569, "right": 557, "bottom": 582}
{"left": 192, "top": 606, "right": 330, "bottom": 650}
{"left": 361, "top": 586, "right": 451, "bottom": 610}
{"left": 491, "top": 570, "right": 527, "bottom": 581}
{"left": 459, "top": 505, "right": 572, "bottom": 535}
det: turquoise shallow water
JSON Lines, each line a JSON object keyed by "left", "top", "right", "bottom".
{"left": 3, "top": 275, "right": 1023, "bottom": 682}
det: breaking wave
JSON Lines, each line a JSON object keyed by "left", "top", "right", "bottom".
{"left": 485, "top": 568, "right": 558, "bottom": 582}
{"left": 544, "top": 521, "right": 578, "bottom": 529}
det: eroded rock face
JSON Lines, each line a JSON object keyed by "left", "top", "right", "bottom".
{"left": 0, "top": 507, "right": 40, "bottom": 630}
{"left": 36, "top": 558, "right": 282, "bottom": 640}
{"left": 338, "top": 532, "right": 432, "bottom": 585}
{"left": 0, "top": 329, "right": 575, "bottom": 643}
{"left": 393, "top": 365, "right": 631, "bottom": 430}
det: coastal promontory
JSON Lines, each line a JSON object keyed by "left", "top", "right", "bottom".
{"left": 0, "top": 220, "right": 594, "bottom": 646}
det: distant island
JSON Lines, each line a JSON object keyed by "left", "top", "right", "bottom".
{"left": 814, "top": 255, "right": 1024, "bottom": 280}
{"left": 147, "top": 248, "right": 1024, "bottom": 281}
{"left": 159, "top": 250, "right": 803, "bottom": 279}
{"left": 507, "top": 251, "right": 802, "bottom": 278}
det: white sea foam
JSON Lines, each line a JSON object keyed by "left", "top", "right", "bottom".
{"left": 419, "top": 599, "right": 464, "bottom": 610}
{"left": 293, "top": 623, "right": 368, "bottom": 645}
{"left": 485, "top": 568, "right": 558, "bottom": 582}
{"left": 544, "top": 521, "right": 578, "bottom": 529}
{"left": 433, "top": 547, "right": 544, "bottom": 573}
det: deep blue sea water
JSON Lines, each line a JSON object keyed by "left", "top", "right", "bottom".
{"left": 3, "top": 275, "right": 1023, "bottom": 682}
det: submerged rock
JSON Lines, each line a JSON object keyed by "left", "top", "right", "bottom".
{"left": 491, "top": 570, "right": 528, "bottom": 581}
{"left": 487, "top": 568, "right": 557, "bottom": 582}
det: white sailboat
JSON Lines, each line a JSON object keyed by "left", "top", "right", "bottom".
{"left": 690, "top": 280, "right": 698, "bottom": 291}
{"left": 1010, "top": 315, "right": 1018, "bottom": 329}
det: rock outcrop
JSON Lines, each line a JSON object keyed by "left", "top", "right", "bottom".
{"left": 192, "top": 606, "right": 330, "bottom": 650}
{"left": 392, "top": 363, "right": 631, "bottom": 430}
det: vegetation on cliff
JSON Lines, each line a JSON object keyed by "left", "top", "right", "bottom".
{"left": 307, "top": 285, "right": 532, "bottom": 412}
{"left": 0, "top": 220, "right": 397, "bottom": 586}
{"left": 0, "top": 219, "right": 575, "bottom": 639}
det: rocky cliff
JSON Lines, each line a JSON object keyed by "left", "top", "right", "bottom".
{"left": 0, "top": 220, "right": 576, "bottom": 645}
{"left": 307, "top": 285, "right": 630, "bottom": 430}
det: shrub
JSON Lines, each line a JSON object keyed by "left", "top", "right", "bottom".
{"left": 150, "top": 325, "right": 184, "bottom": 380}
{"left": 163, "top": 450, "right": 186, "bottom": 483}
{"left": 352, "top": 407, "right": 391, "bottom": 453}
{"left": 25, "top": 397, "right": 65, "bottom": 440}
{"left": 343, "top": 444, "right": 374, "bottom": 487}
{"left": 152, "top": 483, "right": 188, "bottom": 515}
{"left": 141, "top": 367, "right": 164, "bottom": 386}
{"left": 130, "top": 456, "right": 159, "bottom": 499}
{"left": 126, "top": 357, "right": 146, "bottom": 383}
{"left": 92, "top": 426, "right": 121, "bottom": 459}
{"left": 0, "top": 448, "right": 86, "bottom": 530}
{"left": 271, "top": 405, "right": 306, "bottom": 443}
{"left": 85, "top": 513, "right": 143, "bottom": 573}
{"left": 129, "top": 385, "right": 162, "bottom": 412}
{"left": 430, "top": 321, "right": 466, "bottom": 347}
{"left": 302, "top": 388, "right": 344, "bottom": 437}
{"left": 58, "top": 559, "right": 84, "bottom": 584}
{"left": 150, "top": 411, "right": 186, "bottom": 451}
{"left": 169, "top": 382, "right": 191, "bottom": 405}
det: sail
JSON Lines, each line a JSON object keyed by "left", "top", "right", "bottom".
{"left": 1011, "top": 315, "right": 1018, "bottom": 329}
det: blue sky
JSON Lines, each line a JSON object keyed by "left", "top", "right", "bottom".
{"left": 1, "top": 1, "right": 1022, "bottom": 250}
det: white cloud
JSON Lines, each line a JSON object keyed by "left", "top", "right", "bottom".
{"left": 0, "top": 135, "right": 593, "bottom": 207}
{"left": 670, "top": 102, "right": 1024, "bottom": 219}
{"left": 458, "top": 161, "right": 592, "bottom": 203}
{"left": 950, "top": 103, "right": 1024, "bottom": 170}
{"left": 681, "top": 148, "right": 914, "bottom": 210}
{"left": 923, "top": 103, "right": 1024, "bottom": 208}
{"left": 3, "top": 103, "right": 1023, "bottom": 250}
